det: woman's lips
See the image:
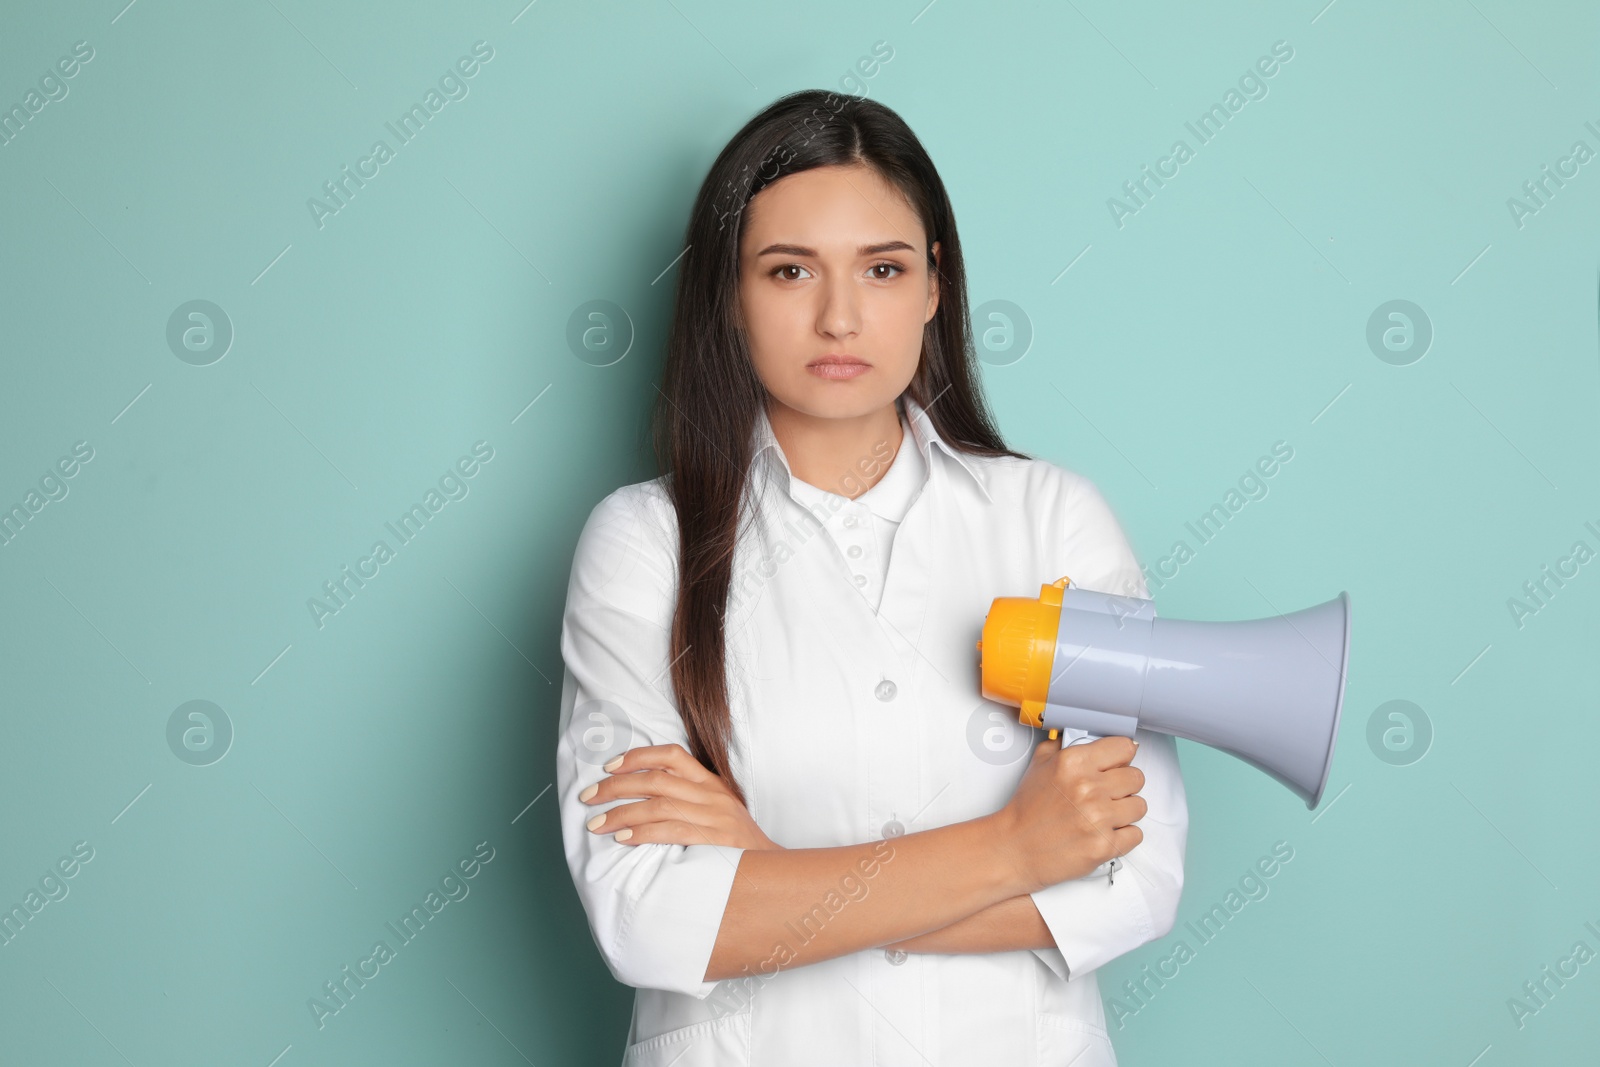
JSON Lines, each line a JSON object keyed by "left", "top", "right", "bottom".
{"left": 807, "top": 359, "right": 870, "bottom": 380}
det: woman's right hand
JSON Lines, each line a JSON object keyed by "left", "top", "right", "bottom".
{"left": 993, "top": 734, "right": 1147, "bottom": 895}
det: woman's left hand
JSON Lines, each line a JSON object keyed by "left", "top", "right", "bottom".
{"left": 580, "top": 743, "right": 783, "bottom": 851}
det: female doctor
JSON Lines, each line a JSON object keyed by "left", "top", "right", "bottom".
{"left": 556, "top": 89, "right": 1188, "bottom": 1066}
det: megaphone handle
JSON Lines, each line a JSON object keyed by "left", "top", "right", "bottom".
{"left": 1043, "top": 729, "right": 1118, "bottom": 885}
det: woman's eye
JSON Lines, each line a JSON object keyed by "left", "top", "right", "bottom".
{"left": 769, "top": 263, "right": 905, "bottom": 282}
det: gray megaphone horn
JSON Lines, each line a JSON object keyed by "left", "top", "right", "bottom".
{"left": 977, "top": 576, "right": 1351, "bottom": 809}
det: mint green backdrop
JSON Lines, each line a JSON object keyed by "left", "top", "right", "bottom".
{"left": 2, "top": 1, "right": 1595, "bottom": 1064}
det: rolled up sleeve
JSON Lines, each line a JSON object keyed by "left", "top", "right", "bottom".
{"left": 556, "top": 484, "right": 745, "bottom": 998}
{"left": 1029, "top": 473, "right": 1189, "bottom": 981}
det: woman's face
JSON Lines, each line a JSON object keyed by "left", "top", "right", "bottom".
{"left": 737, "top": 162, "right": 940, "bottom": 422}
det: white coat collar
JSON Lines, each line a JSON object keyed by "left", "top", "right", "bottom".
{"left": 750, "top": 392, "right": 994, "bottom": 506}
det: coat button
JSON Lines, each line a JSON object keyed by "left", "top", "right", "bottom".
{"left": 853, "top": 574, "right": 867, "bottom": 587}
{"left": 844, "top": 515, "right": 859, "bottom": 528}
{"left": 847, "top": 545, "right": 862, "bottom": 559}
{"left": 881, "top": 819, "right": 904, "bottom": 838}
{"left": 875, "top": 680, "right": 897, "bottom": 702}
{"left": 884, "top": 947, "right": 908, "bottom": 965}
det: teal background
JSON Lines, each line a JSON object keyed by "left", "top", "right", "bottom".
{"left": 1, "top": 1, "right": 1596, "bottom": 1063}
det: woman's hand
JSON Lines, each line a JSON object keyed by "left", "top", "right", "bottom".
{"left": 993, "top": 734, "right": 1146, "bottom": 895}
{"left": 579, "top": 743, "right": 782, "bottom": 851}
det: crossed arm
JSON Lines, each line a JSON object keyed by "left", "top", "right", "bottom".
{"left": 883, "top": 893, "right": 1053, "bottom": 954}
{"left": 577, "top": 742, "right": 1055, "bottom": 967}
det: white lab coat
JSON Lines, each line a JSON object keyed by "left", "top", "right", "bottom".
{"left": 556, "top": 393, "right": 1188, "bottom": 1066}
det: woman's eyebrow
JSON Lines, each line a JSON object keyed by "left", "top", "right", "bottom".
{"left": 753, "top": 240, "right": 917, "bottom": 258}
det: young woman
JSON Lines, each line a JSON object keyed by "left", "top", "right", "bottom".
{"left": 556, "top": 89, "right": 1187, "bottom": 1066}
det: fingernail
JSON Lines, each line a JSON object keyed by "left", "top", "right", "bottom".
{"left": 586, "top": 813, "right": 606, "bottom": 831}
{"left": 614, "top": 828, "right": 633, "bottom": 841}
{"left": 579, "top": 783, "right": 598, "bottom": 802}
{"left": 603, "top": 755, "right": 624, "bottom": 772}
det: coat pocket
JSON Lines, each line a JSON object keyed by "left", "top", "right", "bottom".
{"left": 622, "top": 1009, "right": 751, "bottom": 1066}
{"left": 1037, "top": 1011, "right": 1118, "bottom": 1067}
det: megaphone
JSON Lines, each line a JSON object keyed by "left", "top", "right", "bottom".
{"left": 977, "top": 577, "right": 1351, "bottom": 809}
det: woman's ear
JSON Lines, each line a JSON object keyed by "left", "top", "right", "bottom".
{"left": 926, "top": 239, "right": 941, "bottom": 322}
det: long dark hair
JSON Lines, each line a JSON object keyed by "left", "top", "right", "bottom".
{"left": 651, "top": 89, "right": 1026, "bottom": 804}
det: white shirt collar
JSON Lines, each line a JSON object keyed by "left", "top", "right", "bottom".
{"left": 750, "top": 393, "right": 994, "bottom": 507}
{"left": 784, "top": 409, "right": 925, "bottom": 523}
